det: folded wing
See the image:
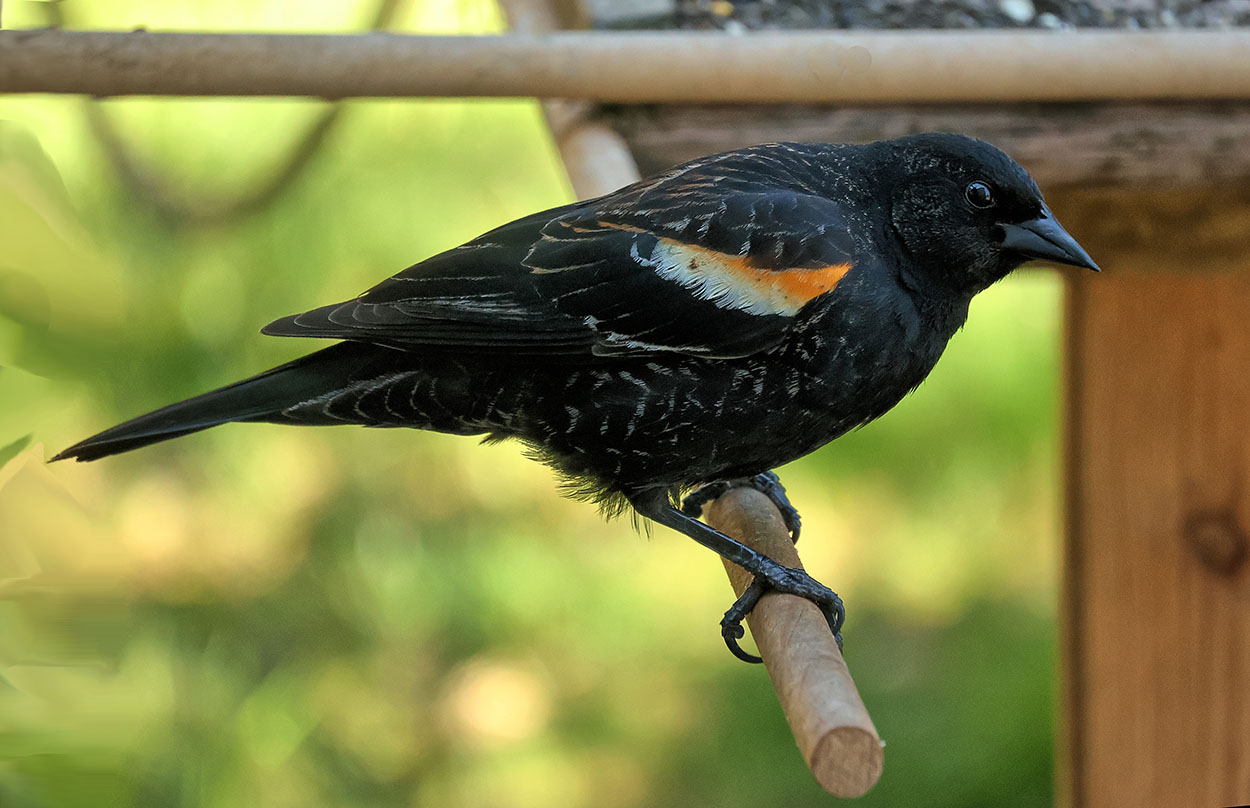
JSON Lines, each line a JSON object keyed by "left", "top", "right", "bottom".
{"left": 263, "top": 145, "right": 859, "bottom": 360}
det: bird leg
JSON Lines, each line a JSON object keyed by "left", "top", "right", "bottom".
{"left": 682, "top": 470, "right": 802, "bottom": 542}
{"left": 634, "top": 489, "right": 843, "bottom": 664}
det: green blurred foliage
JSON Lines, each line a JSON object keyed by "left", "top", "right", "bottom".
{"left": 1, "top": 2, "right": 1061, "bottom": 806}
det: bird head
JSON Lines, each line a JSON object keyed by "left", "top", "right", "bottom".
{"left": 880, "top": 133, "right": 1099, "bottom": 297}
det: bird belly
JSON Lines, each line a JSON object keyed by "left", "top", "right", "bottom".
{"left": 514, "top": 353, "right": 903, "bottom": 499}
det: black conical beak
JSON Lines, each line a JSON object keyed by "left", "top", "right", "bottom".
{"left": 999, "top": 210, "right": 1100, "bottom": 272}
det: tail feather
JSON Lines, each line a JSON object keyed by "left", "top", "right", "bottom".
{"left": 53, "top": 342, "right": 390, "bottom": 462}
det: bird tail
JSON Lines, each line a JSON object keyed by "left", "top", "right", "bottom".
{"left": 52, "top": 341, "right": 386, "bottom": 463}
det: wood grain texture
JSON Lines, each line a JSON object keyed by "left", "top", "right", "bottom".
{"left": 1045, "top": 187, "right": 1250, "bottom": 275}
{"left": 1064, "top": 269, "right": 1250, "bottom": 808}
{"left": 604, "top": 103, "right": 1250, "bottom": 188}
{"left": 703, "top": 487, "right": 883, "bottom": 798}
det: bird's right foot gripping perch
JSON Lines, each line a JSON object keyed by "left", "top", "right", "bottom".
{"left": 635, "top": 481, "right": 844, "bottom": 664}
{"left": 717, "top": 555, "right": 845, "bottom": 664}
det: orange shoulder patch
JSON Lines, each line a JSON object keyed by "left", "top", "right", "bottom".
{"left": 652, "top": 239, "right": 850, "bottom": 316}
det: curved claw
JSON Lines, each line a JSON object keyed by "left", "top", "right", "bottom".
{"left": 720, "top": 577, "right": 768, "bottom": 664}
{"left": 721, "top": 619, "right": 764, "bottom": 664}
{"left": 823, "top": 593, "right": 846, "bottom": 652}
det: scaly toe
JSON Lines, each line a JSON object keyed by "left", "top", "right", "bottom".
{"left": 746, "top": 471, "right": 802, "bottom": 542}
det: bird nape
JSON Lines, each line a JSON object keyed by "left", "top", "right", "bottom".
{"left": 53, "top": 133, "right": 1099, "bottom": 663}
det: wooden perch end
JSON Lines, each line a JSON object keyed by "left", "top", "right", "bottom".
{"left": 703, "top": 487, "right": 883, "bottom": 798}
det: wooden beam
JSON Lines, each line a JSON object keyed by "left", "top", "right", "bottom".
{"left": 1063, "top": 267, "right": 1250, "bottom": 808}
{"left": 605, "top": 107, "right": 1250, "bottom": 270}
{"left": 604, "top": 103, "right": 1250, "bottom": 188}
{"left": 3, "top": 30, "right": 1250, "bottom": 101}
{"left": 1046, "top": 187, "right": 1250, "bottom": 274}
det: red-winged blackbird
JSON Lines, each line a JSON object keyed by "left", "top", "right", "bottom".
{"left": 54, "top": 133, "right": 1098, "bottom": 661}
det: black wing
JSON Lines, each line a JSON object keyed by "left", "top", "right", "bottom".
{"left": 263, "top": 145, "right": 859, "bottom": 359}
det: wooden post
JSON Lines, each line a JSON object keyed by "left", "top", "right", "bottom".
{"left": 499, "top": 0, "right": 640, "bottom": 200}
{"left": 1063, "top": 268, "right": 1250, "bottom": 807}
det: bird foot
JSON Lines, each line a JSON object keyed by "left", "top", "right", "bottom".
{"left": 682, "top": 470, "right": 802, "bottom": 542}
{"left": 721, "top": 559, "right": 845, "bottom": 664}
{"left": 668, "top": 474, "right": 837, "bottom": 664}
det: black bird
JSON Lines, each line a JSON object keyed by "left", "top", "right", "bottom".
{"left": 54, "top": 133, "right": 1099, "bottom": 662}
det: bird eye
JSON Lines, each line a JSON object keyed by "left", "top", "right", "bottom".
{"left": 965, "top": 181, "right": 995, "bottom": 209}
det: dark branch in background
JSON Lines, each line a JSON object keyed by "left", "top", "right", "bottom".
{"left": 44, "top": 0, "right": 406, "bottom": 228}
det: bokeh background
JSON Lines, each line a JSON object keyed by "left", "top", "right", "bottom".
{"left": 0, "top": 2, "right": 1060, "bottom": 806}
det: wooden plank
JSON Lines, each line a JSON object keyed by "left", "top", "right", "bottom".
{"left": 1046, "top": 187, "right": 1250, "bottom": 275}
{"left": 1064, "top": 268, "right": 1250, "bottom": 808}
{"left": 603, "top": 103, "right": 1250, "bottom": 188}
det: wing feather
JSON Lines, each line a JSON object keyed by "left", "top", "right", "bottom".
{"left": 263, "top": 143, "right": 860, "bottom": 360}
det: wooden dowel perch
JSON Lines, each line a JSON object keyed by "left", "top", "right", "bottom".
{"left": 703, "top": 487, "right": 883, "bottom": 798}
{"left": 2, "top": 30, "right": 1250, "bottom": 101}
